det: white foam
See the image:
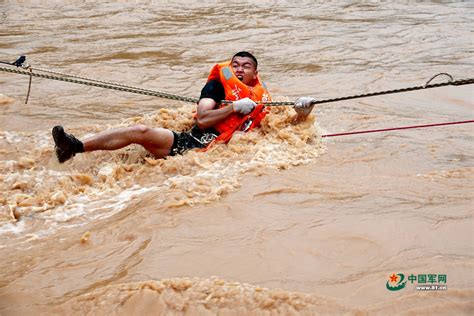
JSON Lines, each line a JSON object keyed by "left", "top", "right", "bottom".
{"left": 0, "top": 220, "right": 25, "bottom": 236}
{"left": 34, "top": 130, "right": 53, "bottom": 148}
{"left": 3, "top": 131, "right": 24, "bottom": 144}
{"left": 0, "top": 185, "right": 156, "bottom": 240}
{"left": 1, "top": 118, "right": 324, "bottom": 244}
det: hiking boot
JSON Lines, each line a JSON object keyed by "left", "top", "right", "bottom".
{"left": 52, "top": 126, "right": 84, "bottom": 163}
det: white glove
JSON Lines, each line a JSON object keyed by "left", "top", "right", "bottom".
{"left": 293, "top": 96, "right": 316, "bottom": 116}
{"left": 233, "top": 97, "right": 256, "bottom": 115}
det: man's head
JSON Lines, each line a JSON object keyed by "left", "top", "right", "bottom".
{"left": 231, "top": 51, "right": 258, "bottom": 85}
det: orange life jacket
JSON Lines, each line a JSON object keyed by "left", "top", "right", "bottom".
{"left": 202, "top": 60, "right": 271, "bottom": 148}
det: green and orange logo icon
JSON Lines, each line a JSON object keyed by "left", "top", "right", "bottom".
{"left": 386, "top": 273, "right": 407, "bottom": 291}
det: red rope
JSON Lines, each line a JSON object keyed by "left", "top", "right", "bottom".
{"left": 322, "top": 120, "right": 474, "bottom": 138}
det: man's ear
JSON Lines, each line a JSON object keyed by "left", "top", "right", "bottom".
{"left": 253, "top": 70, "right": 258, "bottom": 80}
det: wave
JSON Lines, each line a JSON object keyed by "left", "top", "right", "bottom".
{"left": 0, "top": 102, "right": 324, "bottom": 241}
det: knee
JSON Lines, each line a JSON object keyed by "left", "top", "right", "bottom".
{"left": 130, "top": 124, "right": 150, "bottom": 133}
{"left": 130, "top": 125, "right": 152, "bottom": 139}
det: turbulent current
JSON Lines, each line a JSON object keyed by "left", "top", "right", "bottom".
{"left": 0, "top": 2, "right": 473, "bottom": 315}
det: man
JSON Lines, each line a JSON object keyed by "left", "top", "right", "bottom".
{"left": 52, "top": 51, "right": 315, "bottom": 163}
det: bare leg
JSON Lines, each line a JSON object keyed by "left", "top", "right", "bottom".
{"left": 83, "top": 125, "right": 175, "bottom": 159}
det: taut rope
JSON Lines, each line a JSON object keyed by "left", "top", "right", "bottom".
{"left": 0, "top": 56, "right": 472, "bottom": 106}
{"left": 322, "top": 120, "right": 474, "bottom": 138}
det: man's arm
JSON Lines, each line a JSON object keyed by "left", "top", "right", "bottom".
{"left": 195, "top": 80, "right": 232, "bottom": 130}
{"left": 195, "top": 79, "right": 256, "bottom": 130}
{"left": 196, "top": 98, "right": 257, "bottom": 130}
{"left": 195, "top": 98, "right": 234, "bottom": 130}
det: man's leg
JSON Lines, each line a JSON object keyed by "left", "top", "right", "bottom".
{"left": 52, "top": 125, "right": 175, "bottom": 163}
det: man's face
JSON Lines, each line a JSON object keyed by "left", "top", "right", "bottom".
{"left": 231, "top": 56, "right": 258, "bottom": 85}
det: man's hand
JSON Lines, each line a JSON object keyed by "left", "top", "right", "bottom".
{"left": 293, "top": 97, "right": 316, "bottom": 116}
{"left": 233, "top": 97, "right": 256, "bottom": 115}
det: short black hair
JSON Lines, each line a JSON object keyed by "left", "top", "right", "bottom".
{"left": 232, "top": 51, "right": 258, "bottom": 69}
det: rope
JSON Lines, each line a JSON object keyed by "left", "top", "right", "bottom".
{"left": 1, "top": 58, "right": 472, "bottom": 140}
{"left": 30, "top": 66, "right": 176, "bottom": 96}
{"left": 423, "top": 72, "right": 453, "bottom": 87}
{"left": 322, "top": 120, "right": 474, "bottom": 138}
{"left": 25, "top": 67, "right": 32, "bottom": 104}
{"left": 0, "top": 61, "right": 473, "bottom": 106}
{"left": 0, "top": 65, "right": 199, "bottom": 103}
{"left": 265, "top": 77, "right": 474, "bottom": 106}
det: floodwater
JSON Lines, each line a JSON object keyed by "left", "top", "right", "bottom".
{"left": 0, "top": 1, "right": 473, "bottom": 315}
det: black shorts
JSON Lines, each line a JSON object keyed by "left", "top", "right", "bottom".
{"left": 169, "top": 126, "right": 219, "bottom": 156}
